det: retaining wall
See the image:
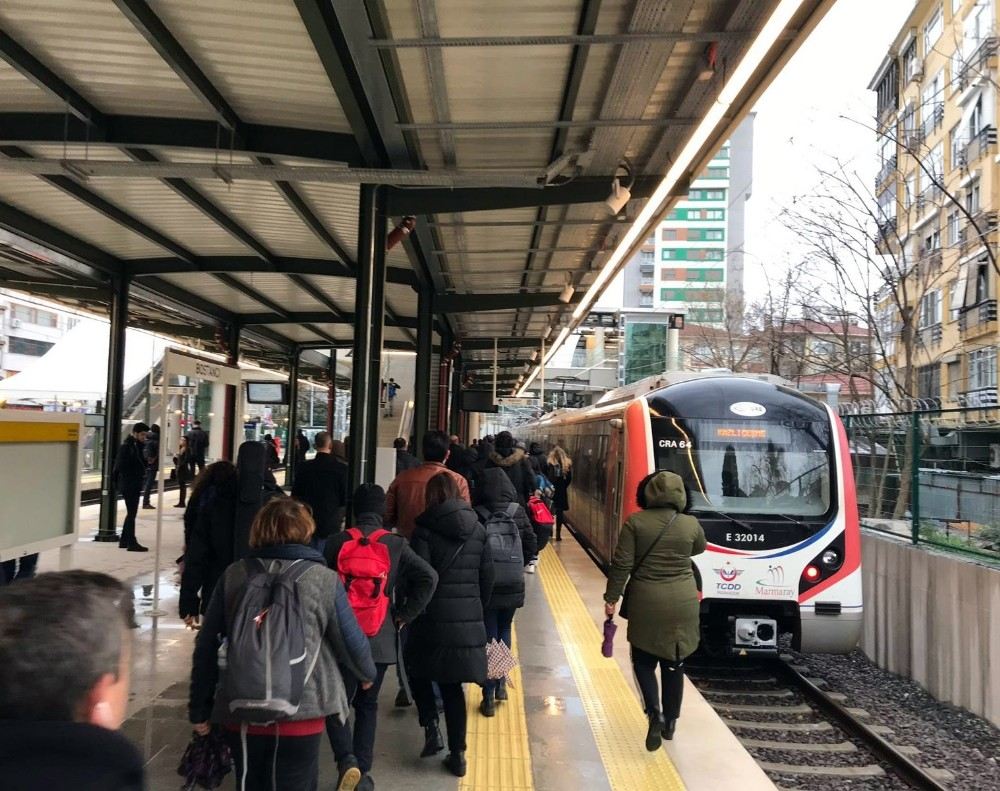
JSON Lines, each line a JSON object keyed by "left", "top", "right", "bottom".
{"left": 860, "top": 531, "right": 1000, "bottom": 727}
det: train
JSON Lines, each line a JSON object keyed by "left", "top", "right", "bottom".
{"left": 520, "top": 371, "right": 863, "bottom": 655}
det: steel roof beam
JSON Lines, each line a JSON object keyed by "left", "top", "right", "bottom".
{"left": 0, "top": 32, "right": 105, "bottom": 127}
{"left": 459, "top": 338, "right": 547, "bottom": 351}
{"left": 387, "top": 175, "right": 661, "bottom": 215}
{"left": 242, "top": 311, "right": 417, "bottom": 329}
{"left": 0, "top": 113, "right": 363, "bottom": 165}
{"left": 111, "top": 0, "right": 242, "bottom": 134}
{"left": 371, "top": 31, "right": 750, "bottom": 47}
{"left": 124, "top": 255, "right": 416, "bottom": 285}
{"left": 399, "top": 117, "right": 696, "bottom": 131}
{"left": 462, "top": 360, "right": 532, "bottom": 371}
{"left": 434, "top": 292, "right": 581, "bottom": 312}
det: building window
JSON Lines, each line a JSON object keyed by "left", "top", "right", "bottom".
{"left": 7, "top": 336, "right": 56, "bottom": 356}
{"left": 950, "top": 279, "right": 963, "bottom": 320}
{"left": 9, "top": 304, "right": 58, "bottom": 328}
{"left": 661, "top": 249, "right": 676, "bottom": 260}
{"left": 968, "top": 347, "right": 997, "bottom": 390}
{"left": 704, "top": 229, "right": 725, "bottom": 241}
{"left": 927, "top": 143, "right": 944, "bottom": 181}
{"left": 952, "top": 0, "right": 962, "bottom": 18}
{"left": 639, "top": 250, "right": 654, "bottom": 264}
{"left": 966, "top": 180, "right": 981, "bottom": 214}
{"left": 704, "top": 209, "right": 725, "bottom": 220}
{"left": 950, "top": 123, "right": 963, "bottom": 169}
{"left": 924, "top": 6, "right": 943, "bottom": 55}
{"left": 704, "top": 166, "right": 729, "bottom": 179}
{"left": 924, "top": 228, "right": 942, "bottom": 252}
{"left": 662, "top": 228, "right": 678, "bottom": 241}
{"left": 917, "top": 364, "right": 942, "bottom": 399}
{"left": 878, "top": 187, "right": 896, "bottom": 221}
{"left": 903, "top": 39, "right": 919, "bottom": 82}
{"left": 948, "top": 210, "right": 961, "bottom": 245}
{"left": 904, "top": 173, "right": 916, "bottom": 209}
{"left": 920, "top": 290, "right": 942, "bottom": 327}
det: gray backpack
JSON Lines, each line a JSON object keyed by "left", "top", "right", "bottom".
{"left": 222, "top": 558, "right": 318, "bottom": 724}
{"left": 477, "top": 503, "right": 524, "bottom": 589}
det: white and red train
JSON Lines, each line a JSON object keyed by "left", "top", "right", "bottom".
{"left": 520, "top": 371, "right": 862, "bottom": 655}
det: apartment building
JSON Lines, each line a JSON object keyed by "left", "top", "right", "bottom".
{"left": 0, "top": 291, "right": 78, "bottom": 379}
{"left": 621, "top": 115, "right": 754, "bottom": 321}
{"left": 870, "top": 0, "right": 999, "bottom": 408}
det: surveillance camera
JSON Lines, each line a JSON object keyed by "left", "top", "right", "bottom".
{"left": 604, "top": 177, "right": 631, "bottom": 215}
{"left": 558, "top": 283, "right": 576, "bottom": 303}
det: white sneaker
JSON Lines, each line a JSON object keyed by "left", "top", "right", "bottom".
{"left": 525, "top": 561, "right": 537, "bottom": 574}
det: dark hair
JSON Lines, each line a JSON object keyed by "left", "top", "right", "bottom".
{"left": 0, "top": 571, "right": 134, "bottom": 721}
{"left": 422, "top": 430, "right": 450, "bottom": 463}
{"left": 132, "top": 422, "right": 149, "bottom": 434}
{"left": 313, "top": 431, "right": 331, "bottom": 450}
{"left": 635, "top": 472, "right": 660, "bottom": 510}
{"left": 425, "top": 472, "right": 461, "bottom": 507}
{"left": 193, "top": 420, "right": 201, "bottom": 427}
{"left": 393, "top": 437, "right": 407, "bottom": 450}
{"left": 189, "top": 460, "right": 237, "bottom": 504}
{"left": 494, "top": 431, "right": 514, "bottom": 450}
{"left": 150, "top": 424, "right": 160, "bottom": 434}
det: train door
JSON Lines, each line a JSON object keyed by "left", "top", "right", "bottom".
{"left": 607, "top": 422, "right": 624, "bottom": 549}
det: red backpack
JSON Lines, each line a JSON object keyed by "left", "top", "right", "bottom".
{"left": 336, "top": 528, "right": 391, "bottom": 636}
{"left": 527, "top": 495, "right": 555, "bottom": 526}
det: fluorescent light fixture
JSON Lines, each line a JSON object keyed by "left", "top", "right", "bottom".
{"left": 558, "top": 282, "right": 576, "bottom": 303}
{"left": 521, "top": 0, "right": 808, "bottom": 392}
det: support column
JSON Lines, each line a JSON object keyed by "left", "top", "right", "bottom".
{"left": 97, "top": 274, "right": 130, "bottom": 541}
{"left": 437, "top": 328, "right": 452, "bottom": 431}
{"left": 222, "top": 322, "right": 241, "bottom": 461}
{"left": 449, "top": 359, "right": 463, "bottom": 437}
{"left": 287, "top": 347, "right": 301, "bottom": 488}
{"left": 413, "top": 288, "right": 433, "bottom": 454}
{"left": 326, "top": 348, "right": 336, "bottom": 435}
{"left": 349, "top": 184, "right": 387, "bottom": 488}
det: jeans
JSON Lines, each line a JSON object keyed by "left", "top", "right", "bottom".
{"left": 483, "top": 607, "right": 515, "bottom": 697}
{"left": 631, "top": 644, "right": 685, "bottom": 719}
{"left": 555, "top": 508, "right": 566, "bottom": 539}
{"left": 142, "top": 465, "right": 157, "bottom": 506}
{"left": 0, "top": 554, "right": 38, "bottom": 585}
{"left": 326, "top": 664, "right": 388, "bottom": 773}
{"left": 119, "top": 486, "right": 141, "bottom": 547}
{"left": 411, "top": 678, "right": 467, "bottom": 753}
{"left": 226, "top": 731, "right": 321, "bottom": 791}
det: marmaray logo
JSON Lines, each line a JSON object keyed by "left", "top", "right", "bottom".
{"left": 760, "top": 565, "right": 785, "bottom": 585}
{"left": 755, "top": 564, "right": 794, "bottom": 597}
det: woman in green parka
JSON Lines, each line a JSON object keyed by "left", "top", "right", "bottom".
{"left": 603, "top": 470, "right": 707, "bottom": 751}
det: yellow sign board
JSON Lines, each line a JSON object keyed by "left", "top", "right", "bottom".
{"left": 0, "top": 421, "right": 80, "bottom": 443}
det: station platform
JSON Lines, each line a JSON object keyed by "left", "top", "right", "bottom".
{"left": 35, "top": 502, "right": 776, "bottom": 791}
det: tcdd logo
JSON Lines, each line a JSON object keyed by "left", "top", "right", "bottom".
{"left": 713, "top": 562, "right": 743, "bottom": 593}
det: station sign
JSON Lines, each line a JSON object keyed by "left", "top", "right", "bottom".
{"left": 149, "top": 385, "right": 198, "bottom": 396}
{"left": 496, "top": 397, "right": 540, "bottom": 407}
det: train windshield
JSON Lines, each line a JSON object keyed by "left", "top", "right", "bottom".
{"left": 651, "top": 416, "right": 832, "bottom": 516}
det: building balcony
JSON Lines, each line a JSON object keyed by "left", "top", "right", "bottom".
{"left": 958, "top": 211, "right": 998, "bottom": 254}
{"left": 905, "top": 56, "right": 924, "bottom": 84}
{"left": 638, "top": 282, "right": 654, "bottom": 293}
{"left": 958, "top": 299, "right": 998, "bottom": 336}
{"left": 876, "top": 216, "right": 897, "bottom": 240}
{"left": 902, "top": 125, "right": 924, "bottom": 150}
{"left": 919, "top": 323, "right": 943, "bottom": 347}
{"left": 958, "top": 386, "right": 999, "bottom": 408}
{"left": 920, "top": 102, "right": 944, "bottom": 139}
{"left": 958, "top": 36, "right": 998, "bottom": 91}
{"left": 876, "top": 155, "right": 898, "bottom": 188}
{"left": 959, "top": 125, "right": 998, "bottom": 169}
{"left": 639, "top": 261, "right": 654, "bottom": 274}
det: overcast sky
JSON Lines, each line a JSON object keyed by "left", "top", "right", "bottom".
{"left": 742, "top": 0, "right": 914, "bottom": 300}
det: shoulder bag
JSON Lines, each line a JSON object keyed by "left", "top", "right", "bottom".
{"left": 619, "top": 513, "right": 678, "bottom": 620}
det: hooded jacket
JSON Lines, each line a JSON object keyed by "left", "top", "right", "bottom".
{"left": 0, "top": 720, "right": 144, "bottom": 791}
{"left": 189, "top": 543, "right": 376, "bottom": 727}
{"left": 475, "top": 468, "right": 537, "bottom": 610}
{"left": 179, "top": 476, "right": 237, "bottom": 618}
{"left": 604, "top": 471, "right": 707, "bottom": 660}
{"left": 406, "top": 499, "right": 494, "bottom": 684}
{"left": 528, "top": 443, "right": 547, "bottom": 476}
{"left": 486, "top": 446, "right": 535, "bottom": 506}
{"left": 324, "top": 512, "right": 438, "bottom": 664}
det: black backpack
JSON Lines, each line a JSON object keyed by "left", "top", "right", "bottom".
{"left": 221, "top": 558, "right": 318, "bottom": 724}
{"left": 477, "top": 503, "right": 524, "bottom": 589}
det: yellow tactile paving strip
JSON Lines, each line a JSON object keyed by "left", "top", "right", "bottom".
{"left": 536, "top": 546, "right": 687, "bottom": 791}
{"left": 462, "top": 628, "right": 534, "bottom": 790}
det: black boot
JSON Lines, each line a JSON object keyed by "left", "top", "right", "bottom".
{"left": 645, "top": 711, "right": 663, "bottom": 752}
{"left": 495, "top": 679, "right": 508, "bottom": 701}
{"left": 443, "top": 751, "right": 467, "bottom": 777}
{"left": 480, "top": 690, "right": 496, "bottom": 717}
{"left": 394, "top": 688, "right": 412, "bottom": 707}
{"left": 662, "top": 718, "right": 677, "bottom": 740}
{"left": 420, "top": 723, "right": 444, "bottom": 757}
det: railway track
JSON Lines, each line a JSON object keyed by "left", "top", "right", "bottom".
{"left": 686, "top": 656, "right": 954, "bottom": 790}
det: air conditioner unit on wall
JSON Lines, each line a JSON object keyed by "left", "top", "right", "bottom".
{"left": 9, "top": 319, "right": 20, "bottom": 328}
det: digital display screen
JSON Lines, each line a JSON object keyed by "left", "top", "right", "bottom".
{"left": 714, "top": 427, "right": 768, "bottom": 440}
{"left": 246, "top": 382, "right": 288, "bottom": 404}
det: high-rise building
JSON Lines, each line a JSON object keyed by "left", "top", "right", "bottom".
{"left": 869, "top": 0, "right": 998, "bottom": 409}
{"left": 621, "top": 115, "right": 754, "bottom": 322}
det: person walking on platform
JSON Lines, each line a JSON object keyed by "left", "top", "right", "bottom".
{"left": 385, "top": 430, "right": 470, "bottom": 540}
{"left": 0, "top": 571, "right": 144, "bottom": 791}
{"left": 173, "top": 436, "right": 194, "bottom": 508}
{"left": 474, "top": 468, "right": 536, "bottom": 717}
{"left": 113, "top": 422, "right": 149, "bottom": 552}
{"left": 486, "top": 431, "right": 535, "bottom": 506}
{"left": 292, "top": 431, "right": 349, "bottom": 555}
{"left": 324, "top": 484, "right": 438, "bottom": 791}
{"left": 406, "top": 473, "right": 493, "bottom": 778}
{"left": 603, "top": 471, "right": 706, "bottom": 750}
{"left": 141, "top": 424, "right": 160, "bottom": 509}
{"left": 185, "top": 419, "right": 209, "bottom": 475}
{"left": 178, "top": 461, "right": 237, "bottom": 625}
{"left": 189, "top": 499, "right": 376, "bottom": 791}
{"left": 263, "top": 434, "right": 280, "bottom": 470}
{"left": 547, "top": 445, "right": 573, "bottom": 541}
{"left": 295, "top": 429, "right": 309, "bottom": 466}
{"left": 393, "top": 437, "right": 420, "bottom": 475}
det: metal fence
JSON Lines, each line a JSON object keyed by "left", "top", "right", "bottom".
{"left": 842, "top": 407, "right": 1000, "bottom": 563}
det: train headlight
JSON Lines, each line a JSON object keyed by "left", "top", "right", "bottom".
{"left": 820, "top": 549, "right": 841, "bottom": 568}
{"left": 803, "top": 565, "right": 821, "bottom": 583}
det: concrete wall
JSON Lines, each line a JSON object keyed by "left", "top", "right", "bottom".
{"left": 860, "top": 531, "right": 1000, "bottom": 727}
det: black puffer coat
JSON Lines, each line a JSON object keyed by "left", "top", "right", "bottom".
{"left": 406, "top": 498, "right": 494, "bottom": 684}
{"left": 486, "top": 447, "right": 535, "bottom": 505}
{"left": 179, "top": 479, "right": 237, "bottom": 618}
{"left": 475, "top": 468, "right": 536, "bottom": 611}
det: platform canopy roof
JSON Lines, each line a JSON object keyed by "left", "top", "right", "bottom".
{"left": 0, "top": 0, "right": 834, "bottom": 388}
